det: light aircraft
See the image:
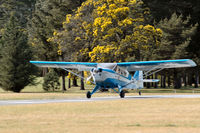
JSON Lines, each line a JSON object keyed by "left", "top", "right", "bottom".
{"left": 30, "top": 59, "right": 196, "bottom": 98}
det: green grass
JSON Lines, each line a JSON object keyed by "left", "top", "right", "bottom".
{"left": 0, "top": 77, "right": 199, "bottom": 100}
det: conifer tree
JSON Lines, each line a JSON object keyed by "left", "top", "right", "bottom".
{"left": 0, "top": 0, "right": 36, "bottom": 29}
{"left": 152, "top": 13, "right": 198, "bottom": 88}
{"left": 0, "top": 0, "right": 36, "bottom": 45}
{"left": 29, "top": 0, "right": 84, "bottom": 61}
{"left": 29, "top": 0, "right": 85, "bottom": 91}
{"left": 155, "top": 13, "right": 197, "bottom": 60}
{"left": 0, "top": 12, "right": 36, "bottom": 92}
{"left": 143, "top": 0, "right": 200, "bottom": 88}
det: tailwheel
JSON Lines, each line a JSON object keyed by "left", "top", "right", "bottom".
{"left": 139, "top": 91, "right": 141, "bottom": 96}
{"left": 86, "top": 91, "right": 91, "bottom": 98}
{"left": 120, "top": 90, "right": 125, "bottom": 98}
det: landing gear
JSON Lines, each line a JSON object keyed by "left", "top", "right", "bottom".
{"left": 86, "top": 86, "right": 101, "bottom": 99}
{"left": 139, "top": 91, "right": 141, "bottom": 96}
{"left": 120, "top": 90, "right": 125, "bottom": 98}
{"left": 87, "top": 91, "right": 91, "bottom": 98}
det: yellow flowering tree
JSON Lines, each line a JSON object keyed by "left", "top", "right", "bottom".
{"left": 50, "top": 0, "right": 162, "bottom": 62}
{"left": 89, "top": 45, "right": 117, "bottom": 62}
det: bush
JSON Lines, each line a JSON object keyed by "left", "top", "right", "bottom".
{"left": 43, "top": 70, "right": 60, "bottom": 91}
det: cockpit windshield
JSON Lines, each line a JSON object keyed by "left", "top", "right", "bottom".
{"left": 114, "top": 66, "right": 129, "bottom": 77}
{"left": 97, "top": 63, "right": 117, "bottom": 69}
{"left": 97, "top": 63, "right": 129, "bottom": 77}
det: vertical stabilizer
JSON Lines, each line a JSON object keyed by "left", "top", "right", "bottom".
{"left": 133, "top": 71, "right": 143, "bottom": 80}
{"left": 133, "top": 71, "right": 143, "bottom": 89}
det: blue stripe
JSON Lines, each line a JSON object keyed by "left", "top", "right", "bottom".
{"left": 117, "top": 59, "right": 191, "bottom": 66}
{"left": 30, "top": 61, "right": 97, "bottom": 66}
{"left": 96, "top": 78, "right": 127, "bottom": 88}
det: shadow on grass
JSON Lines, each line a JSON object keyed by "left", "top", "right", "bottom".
{"left": 127, "top": 124, "right": 141, "bottom": 127}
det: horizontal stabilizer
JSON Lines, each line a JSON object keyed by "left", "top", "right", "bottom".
{"left": 143, "top": 79, "right": 159, "bottom": 82}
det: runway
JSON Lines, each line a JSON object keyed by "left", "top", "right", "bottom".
{"left": 0, "top": 94, "right": 200, "bottom": 106}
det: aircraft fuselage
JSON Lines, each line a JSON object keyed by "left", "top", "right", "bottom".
{"left": 92, "top": 68, "right": 137, "bottom": 89}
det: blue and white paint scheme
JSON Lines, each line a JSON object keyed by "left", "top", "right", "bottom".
{"left": 30, "top": 59, "right": 196, "bottom": 98}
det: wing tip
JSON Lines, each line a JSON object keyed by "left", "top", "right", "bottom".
{"left": 186, "top": 59, "right": 197, "bottom": 67}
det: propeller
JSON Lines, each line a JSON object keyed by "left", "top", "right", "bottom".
{"left": 86, "top": 75, "right": 92, "bottom": 82}
{"left": 85, "top": 70, "right": 95, "bottom": 84}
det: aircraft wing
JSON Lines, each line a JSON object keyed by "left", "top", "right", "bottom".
{"left": 30, "top": 61, "right": 97, "bottom": 71}
{"left": 30, "top": 59, "right": 196, "bottom": 72}
{"left": 117, "top": 59, "right": 196, "bottom": 71}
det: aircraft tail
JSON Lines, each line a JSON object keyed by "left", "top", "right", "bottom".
{"left": 133, "top": 71, "right": 143, "bottom": 89}
{"left": 133, "top": 71, "right": 143, "bottom": 80}
{"left": 132, "top": 71, "right": 159, "bottom": 89}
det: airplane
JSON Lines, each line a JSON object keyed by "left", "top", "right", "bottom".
{"left": 30, "top": 59, "right": 196, "bottom": 98}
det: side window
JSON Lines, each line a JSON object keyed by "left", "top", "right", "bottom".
{"left": 123, "top": 72, "right": 126, "bottom": 76}
{"left": 113, "top": 65, "right": 117, "bottom": 72}
{"left": 115, "top": 66, "right": 128, "bottom": 77}
{"left": 122, "top": 71, "right": 126, "bottom": 77}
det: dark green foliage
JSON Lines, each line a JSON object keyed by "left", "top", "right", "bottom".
{"left": 153, "top": 13, "right": 198, "bottom": 60}
{"left": 0, "top": 0, "right": 36, "bottom": 28}
{"left": 152, "top": 13, "right": 198, "bottom": 88}
{"left": 28, "top": 0, "right": 85, "bottom": 91}
{"left": 0, "top": 0, "right": 36, "bottom": 47}
{"left": 29, "top": 0, "right": 85, "bottom": 61}
{"left": 143, "top": 0, "right": 200, "bottom": 67}
{"left": 143, "top": 0, "right": 195, "bottom": 22}
{"left": 0, "top": 12, "right": 36, "bottom": 92}
{"left": 42, "top": 69, "right": 60, "bottom": 91}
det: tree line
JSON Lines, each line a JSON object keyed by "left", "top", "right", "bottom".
{"left": 0, "top": 0, "right": 199, "bottom": 92}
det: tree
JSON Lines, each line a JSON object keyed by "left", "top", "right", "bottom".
{"left": 50, "top": 0, "right": 162, "bottom": 63}
{"left": 143, "top": 0, "right": 200, "bottom": 88}
{"left": 29, "top": 0, "right": 85, "bottom": 61}
{"left": 29, "top": 0, "right": 85, "bottom": 91}
{"left": 0, "top": 12, "right": 36, "bottom": 92}
{"left": 0, "top": 0, "right": 36, "bottom": 41}
{"left": 152, "top": 13, "right": 198, "bottom": 88}
{"left": 153, "top": 13, "right": 197, "bottom": 59}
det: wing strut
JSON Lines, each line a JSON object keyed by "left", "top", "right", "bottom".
{"left": 143, "top": 68, "right": 164, "bottom": 78}
{"left": 62, "top": 68, "right": 86, "bottom": 80}
{"left": 143, "top": 65, "right": 161, "bottom": 76}
{"left": 56, "top": 65, "right": 95, "bottom": 84}
{"left": 53, "top": 64, "right": 85, "bottom": 80}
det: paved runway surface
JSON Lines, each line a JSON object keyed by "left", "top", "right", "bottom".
{"left": 0, "top": 94, "right": 200, "bottom": 106}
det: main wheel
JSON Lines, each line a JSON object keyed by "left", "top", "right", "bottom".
{"left": 86, "top": 91, "right": 91, "bottom": 98}
{"left": 139, "top": 91, "right": 141, "bottom": 96}
{"left": 120, "top": 90, "right": 125, "bottom": 98}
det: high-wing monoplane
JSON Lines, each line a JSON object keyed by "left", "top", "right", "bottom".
{"left": 30, "top": 59, "right": 196, "bottom": 98}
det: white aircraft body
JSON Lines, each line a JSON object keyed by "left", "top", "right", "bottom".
{"left": 30, "top": 59, "right": 196, "bottom": 98}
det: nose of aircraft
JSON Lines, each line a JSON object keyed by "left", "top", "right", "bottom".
{"left": 92, "top": 68, "right": 102, "bottom": 73}
{"left": 91, "top": 68, "right": 103, "bottom": 83}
